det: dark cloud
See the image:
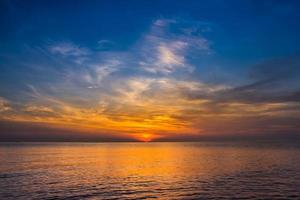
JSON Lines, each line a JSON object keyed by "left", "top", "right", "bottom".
{"left": 216, "top": 85, "right": 300, "bottom": 104}
{"left": 0, "top": 120, "right": 137, "bottom": 142}
{"left": 182, "top": 53, "right": 300, "bottom": 104}
{"left": 249, "top": 53, "right": 300, "bottom": 81}
{"left": 216, "top": 54, "right": 300, "bottom": 104}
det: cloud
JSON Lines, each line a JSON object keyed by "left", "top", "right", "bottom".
{"left": 140, "top": 41, "right": 189, "bottom": 74}
{"left": 249, "top": 54, "right": 300, "bottom": 82}
{"left": 0, "top": 120, "right": 137, "bottom": 142}
{"left": 48, "top": 42, "right": 90, "bottom": 57}
{"left": 138, "top": 18, "right": 211, "bottom": 74}
{"left": 0, "top": 97, "right": 11, "bottom": 112}
{"left": 83, "top": 59, "right": 121, "bottom": 87}
{"left": 153, "top": 19, "right": 176, "bottom": 27}
{"left": 176, "top": 53, "right": 300, "bottom": 106}
{"left": 23, "top": 105, "right": 54, "bottom": 114}
{"left": 210, "top": 54, "right": 300, "bottom": 104}
{"left": 214, "top": 83, "right": 300, "bottom": 104}
{"left": 151, "top": 18, "right": 211, "bottom": 50}
{"left": 158, "top": 42, "right": 186, "bottom": 66}
{"left": 97, "top": 40, "right": 115, "bottom": 50}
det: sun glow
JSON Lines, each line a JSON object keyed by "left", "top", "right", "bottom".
{"left": 140, "top": 133, "right": 153, "bottom": 142}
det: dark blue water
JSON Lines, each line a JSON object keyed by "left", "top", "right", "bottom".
{"left": 0, "top": 142, "right": 300, "bottom": 199}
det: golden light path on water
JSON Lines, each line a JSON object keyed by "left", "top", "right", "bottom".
{"left": 0, "top": 142, "right": 299, "bottom": 199}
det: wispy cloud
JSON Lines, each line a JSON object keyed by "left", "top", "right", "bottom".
{"left": 86, "top": 59, "right": 121, "bottom": 87}
{"left": 140, "top": 41, "right": 190, "bottom": 74}
{"left": 48, "top": 42, "right": 89, "bottom": 57}
{"left": 138, "top": 18, "right": 211, "bottom": 74}
{"left": 97, "top": 39, "right": 115, "bottom": 50}
{"left": 23, "top": 105, "right": 54, "bottom": 113}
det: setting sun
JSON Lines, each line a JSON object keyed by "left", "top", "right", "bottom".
{"left": 140, "top": 133, "right": 153, "bottom": 142}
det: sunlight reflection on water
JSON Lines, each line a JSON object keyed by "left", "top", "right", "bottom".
{"left": 0, "top": 142, "right": 300, "bottom": 199}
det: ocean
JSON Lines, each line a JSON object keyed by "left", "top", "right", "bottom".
{"left": 0, "top": 142, "right": 299, "bottom": 199}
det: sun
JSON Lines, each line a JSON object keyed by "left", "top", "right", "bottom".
{"left": 140, "top": 133, "right": 152, "bottom": 142}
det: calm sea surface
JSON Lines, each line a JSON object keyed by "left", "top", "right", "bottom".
{"left": 0, "top": 142, "right": 300, "bottom": 200}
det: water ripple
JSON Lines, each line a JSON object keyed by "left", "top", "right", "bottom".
{"left": 0, "top": 142, "right": 299, "bottom": 199}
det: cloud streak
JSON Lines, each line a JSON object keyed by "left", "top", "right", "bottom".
{"left": 49, "top": 42, "right": 90, "bottom": 57}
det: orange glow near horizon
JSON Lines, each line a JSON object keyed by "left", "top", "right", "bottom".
{"left": 139, "top": 133, "right": 153, "bottom": 142}
{"left": 0, "top": 77, "right": 299, "bottom": 141}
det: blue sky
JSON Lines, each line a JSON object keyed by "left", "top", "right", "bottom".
{"left": 0, "top": 0, "right": 300, "bottom": 141}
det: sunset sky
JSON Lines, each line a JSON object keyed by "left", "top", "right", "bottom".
{"left": 0, "top": 0, "right": 300, "bottom": 142}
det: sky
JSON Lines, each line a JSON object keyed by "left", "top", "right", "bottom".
{"left": 0, "top": 0, "right": 300, "bottom": 142}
